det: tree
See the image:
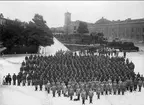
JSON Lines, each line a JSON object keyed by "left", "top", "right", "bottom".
{"left": 1, "top": 13, "right": 54, "bottom": 52}
{"left": 31, "top": 14, "right": 54, "bottom": 46}
{"left": 1, "top": 19, "right": 25, "bottom": 50}
{"left": 77, "top": 21, "right": 89, "bottom": 34}
{"left": 22, "top": 14, "right": 54, "bottom": 47}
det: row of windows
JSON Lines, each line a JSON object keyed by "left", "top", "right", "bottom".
{"left": 107, "top": 27, "right": 144, "bottom": 33}
{"left": 131, "top": 28, "right": 144, "bottom": 32}
{"left": 72, "top": 25, "right": 144, "bottom": 34}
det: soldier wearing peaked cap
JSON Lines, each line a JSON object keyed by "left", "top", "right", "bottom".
{"left": 34, "top": 79, "right": 38, "bottom": 91}
{"left": 63, "top": 85, "right": 68, "bottom": 97}
{"left": 121, "top": 81, "right": 126, "bottom": 95}
{"left": 46, "top": 81, "right": 51, "bottom": 94}
{"left": 108, "top": 81, "right": 113, "bottom": 94}
{"left": 100, "top": 81, "right": 104, "bottom": 95}
{"left": 113, "top": 79, "right": 117, "bottom": 95}
{"left": 39, "top": 79, "right": 43, "bottom": 91}
{"left": 105, "top": 81, "right": 109, "bottom": 95}
{"left": 69, "top": 86, "right": 74, "bottom": 100}
{"left": 76, "top": 85, "right": 81, "bottom": 100}
{"left": 133, "top": 78, "right": 138, "bottom": 91}
{"left": 51, "top": 84, "right": 57, "bottom": 97}
{"left": 81, "top": 89, "right": 86, "bottom": 105}
{"left": 57, "top": 82, "right": 62, "bottom": 97}
{"left": 96, "top": 84, "right": 101, "bottom": 99}
{"left": 88, "top": 88, "right": 94, "bottom": 104}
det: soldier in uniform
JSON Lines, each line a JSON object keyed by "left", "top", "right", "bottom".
{"left": 88, "top": 88, "right": 94, "bottom": 104}
{"left": 76, "top": 85, "right": 81, "bottom": 100}
{"left": 113, "top": 80, "right": 117, "bottom": 95}
{"left": 118, "top": 80, "right": 122, "bottom": 95}
{"left": 133, "top": 78, "right": 138, "bottom": 91}
{"left": 121, "top": 81, "right": 126, "bottom": 95}
{"left": 108, "top": 81, "right": 113, "bottom": 94}
{"left": 96, "top": 84, "right": 101, "bottom": 99}
{"left": 51, "top": 84, "right": 57, "bottom": 97}
{"left": 43, "top": 79, "right": 48, "bottom": 91}
{"left": 34, "top": 79, "right": 38, "bottom": 91}
{"left": 105, "top": 81, "right": 109, "bottom": 95}
{"left": 100, "top": 82, "right": 104, "bottom": 95}
{"left": 138, "top": 78, "right": 142, "bottom": 92}
{"left": 17, "top": 73, "right": 21, "bottom": 86}
{"left": 27, "top": 74, "right": 31, "bottom": 86}
{"left": 129, "top": 78, "right": 133, "bottom": 92}
{"left": 126, "top": 78, "right": 129, "bottom": 90}
{"left": 6, "top": 73, "right": 12, "bottom": 85}
{"left": 9, "top": 74, "right": 12, "bottom": 85}
{"left": 69, "top": 86, "right": 74, "bottom": 100}
{"left": 67, "top": 83, "right": 71, "bottom": 96}
{"left": 61, "top": 81, "right": 66, "bottom": 94}
{"left": 103, "top": 79, "right": 106, "bottom": 94}
{"left": 22, "top": 73, "right": 26, "bottom": 86}
{"left": 5, "top": 75, "right": 8, "bottom": 85}
{"left": 62, "top": 85, "right": 68, "bottom": 97}
{"left": 39, "top": 80, "right": 43, "bottom": 91}
{"left": 46, "top": 81, "right": 51, "bottom": 94}
{"left": 57, "top": 82, "right": 62, "bottom": 97}
{"left": 12, "top": 73, "right": 17, "bottom": 85}
{"left": 81, "top": 89, "right": 86, "bottom": 105}
{"left": 84, "top": 83, "right": 89, "bottom": 100}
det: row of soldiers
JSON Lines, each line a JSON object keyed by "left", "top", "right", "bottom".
{"left": 80, "top": 47, "right": 127, "bottom": 59}
{"left": 3, "top": 73, "right": 16, "bottom": 85}
{"left": 3, "top": 51, "right": 143, "bottom": 104}
{"left": 3, "top": 74, "right": 144, "bottom": 105}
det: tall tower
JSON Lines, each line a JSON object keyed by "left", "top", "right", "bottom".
{"left": 64, "top": 12, "right": 71, "bottom": 35}
{"left": 64, "top": 12, "right": 71, "bottom": 26}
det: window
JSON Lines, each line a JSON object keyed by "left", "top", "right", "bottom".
{"left": 136, "top": 34, "right": 139, "bottom": 40}
{"left": 74, "top": 26, "right": 76, "bottom": 30}
{"left": 132, "top": 28, "right": 134, "bottom": 32}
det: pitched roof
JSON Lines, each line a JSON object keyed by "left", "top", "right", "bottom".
{"left": 95, "top": 17, "right": 111, "bottom": 24}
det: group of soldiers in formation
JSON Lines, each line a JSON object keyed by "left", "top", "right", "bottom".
{"left": 2, "top": 49, "right": 144, "bottom": 105}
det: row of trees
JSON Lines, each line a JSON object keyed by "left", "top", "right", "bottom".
{"left": 0, "top": 14, "right": 54, "bottom": 51}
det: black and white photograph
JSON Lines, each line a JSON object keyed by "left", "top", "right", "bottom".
{"left": 0, "top": 1, "right": 144, "bottom": 105}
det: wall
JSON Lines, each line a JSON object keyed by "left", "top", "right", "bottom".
{"left": 66, "top": 19, "right": 144, "bottom": 42}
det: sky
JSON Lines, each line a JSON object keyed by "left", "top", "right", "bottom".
{"left": 0, "top": 1, "right": 144, "bottom": 28}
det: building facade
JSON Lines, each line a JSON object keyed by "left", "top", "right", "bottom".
{"left": 64, "top": 12, "right": 144, "bottom": 42}
{"left": 0, "top": 13, "right": 6, "bottom": 25}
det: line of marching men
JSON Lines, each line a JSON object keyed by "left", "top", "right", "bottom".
{"left": 33, "top": 77, "right": 143, "bottom": 105}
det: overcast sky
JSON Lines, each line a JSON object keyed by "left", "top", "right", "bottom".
{"left": 0, "top": 1, "right": 144, "bottom": 28}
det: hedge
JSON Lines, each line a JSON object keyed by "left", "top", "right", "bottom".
{"left": 1, "top": 45, "right": 39, "bottom": 54}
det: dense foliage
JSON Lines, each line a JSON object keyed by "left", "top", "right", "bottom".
{"left": 0, "top": 14, "right": 54, "bottom": 52}
{"left": 77, "top": 21, "right": 89, "bottom": 34}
